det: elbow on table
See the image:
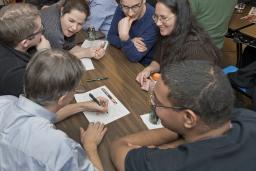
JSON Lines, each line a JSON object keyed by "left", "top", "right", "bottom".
{"left": 126, "top": 54, "right": 144, "bottom": 63}
{"left": 110, "top": 139, "right": 128, "bottom": 171}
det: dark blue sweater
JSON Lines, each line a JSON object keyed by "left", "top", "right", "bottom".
{"left": 107, "top": 4, "right": 159, "bottom": 66}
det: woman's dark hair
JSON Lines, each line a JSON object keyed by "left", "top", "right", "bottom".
{"left": 157, "top": 0, "right": 220, "bottom": 65}
{"left": 62, "top": 0, "right": 90, "bottom": 17}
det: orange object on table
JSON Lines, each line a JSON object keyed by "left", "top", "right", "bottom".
{"left": 150, "top": 73, "right": 161, "bottom": 81}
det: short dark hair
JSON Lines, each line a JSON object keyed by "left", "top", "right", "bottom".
{"left": 0, "top": 3, "right": 39, "bottom": 47}
{"left": 62, "top": 0, "right": 90, "bottom": 17}
{"left": 161, "top": 60, "right": 234, "bottom": 127}
{"left": 24, "top": 49, "right": 84, "bottom": 106}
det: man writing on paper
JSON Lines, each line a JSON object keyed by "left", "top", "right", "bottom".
{"left": 0, "top": 49, "right": 107, "bottom": 171}
{"left": 107, "top": 0, "right": 159, "bottom": 66}
{"left": 111, "top": 60, "right": 256, "bottom": 171}
{"left": 0, "top": 3, "right": 108, "bottom": 121}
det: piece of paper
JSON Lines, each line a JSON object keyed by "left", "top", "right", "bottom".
{"left": 81, "top": 39, "right": 109, "bottom": 50}
{"left": 249, "top": 7, "right": 256, "bottom": 15}
{"left": 80, "top": 58, "right": 95, "bottom": 70}
{"left": 140, "top": 113, "right": 163, "bottom": 129}
{"left": 74, "top": 85, "right": 130, "bottom": 124}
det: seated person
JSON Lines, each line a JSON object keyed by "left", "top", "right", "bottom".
{"left": 189, "top": 0, "right": 237, "bottom": 49}
{"left": 0, "top": 3, "right": 108, "bottom": 121}
{"left": 40, "top": 0, "right": 105, "bottom": 59}
{"left": 0, "top": 49, "right": 107, "bottom": 171}
{"left": 0, "top": 3, "right": 50, "bottom": 96}
{"left": 111, "top": 60, "right": 256, "bottom": 171}
{"left": 107, "top": 0, "right": 159, "bottom": 66}
{"left": 136, "top": 0, "right": 220, "bottom": 91}
{"left": 83, "top": 0, "right": 118, "bottom": 36}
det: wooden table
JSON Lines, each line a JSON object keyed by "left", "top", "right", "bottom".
{"left": 56, "top": 45, "right": 150, "bottom": 171}
{"left": 227, "top": 5, "right": 256, "bottom": 67}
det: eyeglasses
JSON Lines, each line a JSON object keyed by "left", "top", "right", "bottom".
{"left": 121, "top": 1, "right": 143, "bottom": 12}
{"left": 152, "top": 14, "right": 175, "bottom": 24}
{"left": 150, "top": 94, "right": 185, "bottom": 111}
{"left": 149, "top": 94, "right": 186, "bottom": 124}
{"left": 27, "top": 25, "right": 45, "bottom": 39}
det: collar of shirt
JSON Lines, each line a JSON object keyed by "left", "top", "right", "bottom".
{"left": 17, "top": 95, "right": 56, "bottom": 123}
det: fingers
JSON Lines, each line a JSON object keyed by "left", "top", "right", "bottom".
{"left": 132, "top": 37, "right": 147, "bottom": 52}
{"left": 94, "top": 48, "right": 105, "bottom": 60}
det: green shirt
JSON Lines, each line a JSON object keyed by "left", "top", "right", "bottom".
{"left": 189, "top": 0, "right": 237, "bottom": 49}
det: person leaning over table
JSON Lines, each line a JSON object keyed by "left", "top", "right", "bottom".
{"left": 136, "top": 0, "right": 221, "bottom": 91}
{"left": 0, "top": 49, "right": 107, "bottom": 171}
{"left": 57, "top": 0, "right": 118, "bottom": 37}
{"left": 0, "top": 3, "right": 108, "bottom": 122}
{"left": 40, "top": 0, "right": 106, "bottom": 60}
{"left": 111, "top": 60, "right": 256, "bottom": 171}
{"left": 107, "top": 0, "right": 159, "bottom": 66}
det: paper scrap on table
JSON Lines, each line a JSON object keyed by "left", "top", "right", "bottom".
{"left": 140, "top": 113, "right": 163, "bottom": 129}
{"left": 81, "top": 39, "right": 108, "bottom": 50}
{"left": 74, "top": 85, "right": 129, "bottom": 124}
{"left": 80, "top": 58, "right": 94, "bottom": 70}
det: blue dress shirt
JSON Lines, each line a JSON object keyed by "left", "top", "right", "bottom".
{"left": 0, "top": 95, "right": 97, "bottom": 171}
{"left": 83, "top": 0, "right": 118, "bottom": 36}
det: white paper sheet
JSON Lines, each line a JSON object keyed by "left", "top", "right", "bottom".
{"left": 140, "top": 113, "right": 163, "bottom": 129}
{"left": 81, "top": 40, "right": 108, "bottom": 50}
{"left": 80, "top": 58, "right": 95, "bottom": 70}
{"left": 74, "top": 85, "right": 130, "bottom": 124}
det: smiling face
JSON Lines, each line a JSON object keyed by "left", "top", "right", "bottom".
{"left": 154, "top": 2, "right": 176, "bottom": 36}
{"left": 60, "top": 9, "right": 86, "bottom": 37}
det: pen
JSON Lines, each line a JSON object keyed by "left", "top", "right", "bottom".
{"left": 101, "top": 88, "right": 117, "bottom": 104}
{"left": 89, "top": 93, "right": 101, "bottom": 106}
{"left": 86, "top": 77, "right": 108, "bottom": 82}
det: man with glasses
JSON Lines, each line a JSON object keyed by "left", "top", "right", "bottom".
{"left": 111, "top": 60, "right": 256, "bottom": 171}
{"left": 107, "top": 0, "right": 158, "bottom": 66}
{"left": 0, "top": 3, "right": 50, "bottom": 96}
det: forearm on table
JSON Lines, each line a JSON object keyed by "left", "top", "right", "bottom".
{"left": 55, "top": 102, "right": 88, "bottom": 122}
{"left": 69, "top": 45, "right": 92, "bottom": 59}
{"left": 116, "top": 128, "right": 178, "bottom": 146}
{"left": 121, "top": 39, "right": 146, "bottom": 62}
{"left": 110, "top": 128, "right": 179, "bottom": 171}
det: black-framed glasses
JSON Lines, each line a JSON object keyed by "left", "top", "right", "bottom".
{"left": 152, "top": 14, "right": 175, "bottom": 24}
{"left": 121, "top": 1, "right": 143, "bottom": 12}
{"left": 149, "top": 94, "right": 186, "bottom": 124}
{"left": 150, "top": 94, "right": 185, "bottom": 111}
{"left": 26, "top": 25, "right": 45, "bottom": 39}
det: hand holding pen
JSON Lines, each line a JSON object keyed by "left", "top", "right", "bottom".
{"left": 88, "top": 93, "right": 109, "bottom": 113}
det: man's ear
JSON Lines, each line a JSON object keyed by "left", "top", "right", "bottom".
{"left": 57, "top": 93, "right": 68, "bottom": 106}
{"left": 19, "top": 39, "right": 30, "bottom": 49}
{"left": 183, "top": 109, "right": 198, "bottom": 129}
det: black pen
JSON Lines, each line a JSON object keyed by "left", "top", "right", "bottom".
{"left": 89, "top": 93, "right": 101, "bottom": 106}
{"left": 101, "top": 88, "right": 117, "bottom": 104}
{"left": 86, "top": 77, "right": 108, "bottom": 82}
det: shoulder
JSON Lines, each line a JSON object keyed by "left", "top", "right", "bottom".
{"left": 40, "top": 4, "right": 60, "bottom": 22}
{"left": 0, "top": 96, "right": 18, "bottom": 108}
{"left": 231, "top": 108, "right": 256, "bottom": 121}
{"left": 126, "top": 146, "right": 181, "bottom": 170}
